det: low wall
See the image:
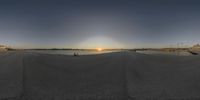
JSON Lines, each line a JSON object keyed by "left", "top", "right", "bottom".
{"left": 0, "top": 48, "right": 7, "bottom": 52}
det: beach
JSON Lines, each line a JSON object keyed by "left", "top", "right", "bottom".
{"left": 1, "top": 51, "right": 200, "bottom": 100}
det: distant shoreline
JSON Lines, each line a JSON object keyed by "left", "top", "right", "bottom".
{"left": 7, "top": 47, "right": 190, "bottom": 51}
{"left": 6, "top": 47, "right": 193, "bottom": 52}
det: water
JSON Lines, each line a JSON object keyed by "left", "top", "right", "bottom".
{"left": 136, "top": 50, "right": 192, "bottom": 56}
{"left": 27, "top": 50, "right": 117, "bottom": 55}
{"left": 26, "top": 50, "right": 193, "bottom": 56}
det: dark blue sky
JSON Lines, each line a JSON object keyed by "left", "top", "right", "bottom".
{"left": 0, "top": 0, "right": 200, "bottom": 49}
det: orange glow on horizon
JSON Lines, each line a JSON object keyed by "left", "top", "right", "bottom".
{"left": 97, "top": 48, "right": 103, "bottom": 51}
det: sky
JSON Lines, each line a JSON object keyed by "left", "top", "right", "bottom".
{"left": 0, "top": 0, "right": 200, "bottom": 49}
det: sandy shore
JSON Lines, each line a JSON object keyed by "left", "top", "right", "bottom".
{"left": 1, "top": 52, "right": 200, "bottom": 100}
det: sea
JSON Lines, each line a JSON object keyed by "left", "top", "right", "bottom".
{"left": 136, "top": 50, "right": 192, "bottom": 56}
{"left": 26, "top": 50, "right": 193, "bottom": 56}
{"left": 27, "top": 50, "right": 118, "bottom": 55}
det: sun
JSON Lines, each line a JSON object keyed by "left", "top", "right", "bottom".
{"left": 97, "top": 48, "right": 103, "bottom": 51}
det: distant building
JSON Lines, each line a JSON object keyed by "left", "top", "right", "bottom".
{"left": 0, "top": 45, "right": 7, "bottom": 51}
{"left": 190, "top": 44, "right": 200, "bottom": 52}
{"left": 193, "top": 44, "right": 200, "bottom": 48}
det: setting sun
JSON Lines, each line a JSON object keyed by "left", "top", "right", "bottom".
{"left": 97, "top": 48, "right": 103, "bottom": 51}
